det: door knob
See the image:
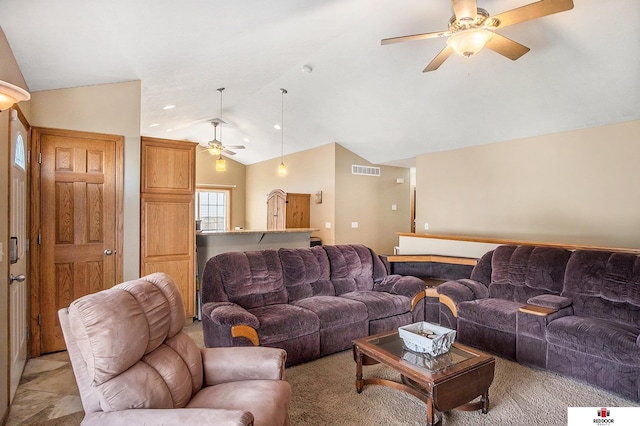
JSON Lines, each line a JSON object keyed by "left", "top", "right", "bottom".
{"left": 104, "top": 249, "right": 113, "bottom": 255}
{"left": 10, "top": 274, "right": 26, "bottom": 284}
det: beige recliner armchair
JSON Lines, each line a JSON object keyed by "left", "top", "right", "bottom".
{"left": 58, "top": 272, "right": 291, "bottom": 425}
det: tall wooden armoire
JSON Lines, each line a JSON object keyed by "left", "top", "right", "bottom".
{"left": 140, "top": 137, "right": 196, "bottom": 318}
{"left": 266, "top": 189, "right": 310, "bottom": 230}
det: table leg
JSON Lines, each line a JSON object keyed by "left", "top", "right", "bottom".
{"left": 354, "top": 346, "right": 364, "bottom": 393}
{"left": 481, "top": 389, "right": 489, "bottom": 414}
{"left": 426, "top": 398, "right": 442, "bottom": 426}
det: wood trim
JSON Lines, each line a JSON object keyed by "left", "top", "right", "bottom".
{"left": 438, "top": 294, "right": 458, "bottom": 318}
{"left": 387, "top": 255, "right": 478, "bottom": 266}
{"left": 231, "top": 325, "right": 260, "bottom": 346}
{"left": 519, "top": 304, "right": 558, "bottom": 316}
{"left": 410, "top": 290, "right": 426, "bottom": 311}
{"left": 397, "top": 233, "right": 640, "bottom": 255}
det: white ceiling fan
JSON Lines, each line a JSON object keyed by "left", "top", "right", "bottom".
{"left": 382, "top": 0, "right": 574, "bottom": 72}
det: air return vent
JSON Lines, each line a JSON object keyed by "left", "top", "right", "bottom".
{"left": 352, "top": 165, "right": 380, "bottom": 176}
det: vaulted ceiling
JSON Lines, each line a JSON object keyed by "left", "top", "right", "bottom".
{"left": 1, "top": 0, "right": 638, "bottom": 167}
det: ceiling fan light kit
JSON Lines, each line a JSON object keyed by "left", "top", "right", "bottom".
{"left": 382, "top": 0, "right": 574, "bottom": 72}
{"left": 447, "top": 28, "right": 493, "bottom": 57}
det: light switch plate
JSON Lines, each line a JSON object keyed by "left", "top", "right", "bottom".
{"left": 351, "top": 222, "right": 358, "bottom": 228}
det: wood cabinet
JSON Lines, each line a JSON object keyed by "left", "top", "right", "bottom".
{"left": 266, "top": 189, "right": 310, "bottom": 230}
{"left": 140, "top": 137, "right": 196, "bottom": 318}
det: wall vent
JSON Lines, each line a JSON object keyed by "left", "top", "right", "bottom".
{"left": 352, "top": 164, "right": 380, "bottom": 177}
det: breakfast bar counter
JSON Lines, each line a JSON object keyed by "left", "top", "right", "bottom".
{"left": 196, "top": 228, "right": 318, "bottom": 279}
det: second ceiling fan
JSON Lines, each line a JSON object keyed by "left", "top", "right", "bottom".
{"left": 382, "top": 0, "right": 574, "bottom": 72}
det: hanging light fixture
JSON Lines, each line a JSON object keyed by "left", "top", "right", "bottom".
{"left": 278, "top": 88, "right": 287, "bottom": 176}
{"left": 213, "top": 88, "right": 226, "bottom": 171}
{"left": 0, "top": 80, "right": 30, "bottom": 111}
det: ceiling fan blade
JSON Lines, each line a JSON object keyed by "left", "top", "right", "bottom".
{"left": 452, "top": 0, "right": 478, "bottom": 21}
{"left": 491, "top": 0, "right": 574, "bottom": 29}
{"left": 222, "top": 149, "right": 237, "bottom": 156}
{"left": 423, "top": 45, "right": 454, "bottom": 72}
{"left": 485, "top": 33, "right": 530, "bottom": 60}
{"left": 382, "top": 30, "right": 449, "bottom": 45}
{"left": 225, "top": 145, "right": 245, "bottom": 150}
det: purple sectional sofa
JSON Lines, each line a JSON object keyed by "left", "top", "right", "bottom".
{"left": 201, "top": 244, "right": 427, "bottom": 366}
{"left": 436, "top": 245, "right": 640, "bottom": 402}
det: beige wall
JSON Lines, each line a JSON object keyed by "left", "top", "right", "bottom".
{"left": 29, "top": 81, "right": 142, "bottom": 280}
{"left": 246, "top": 143, "right": 336, "bottom": 245}
{"left": 246, "top": 143, "right": 412, "bottom": 254}
{"left": 415, "top": 120, "right": 640, "bottom": 249}
{"left": 334, "top": 145, "right": 412, "bottom": 254}
{"left": 0, "top": 25, "right": 29, "bottom": 422}
{"left": 196, "top": 152, "right": 246, "bottom": 229}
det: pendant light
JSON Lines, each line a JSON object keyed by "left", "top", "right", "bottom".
{"left": 278, "top": 88, "right": 287, "bottom": 176}
{"left": 214, "top": 87, "right": 226, "bottom": 172}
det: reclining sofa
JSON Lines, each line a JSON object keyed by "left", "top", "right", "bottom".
{"left": 201, "top": 244, "right": 429, "bottom": 366}
{"left": 437, "top": 244, "right": 640, "bottom": 402}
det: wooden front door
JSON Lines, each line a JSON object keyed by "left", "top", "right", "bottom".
{"left": 32, "top": 128, "right": 123, "bottom": 355}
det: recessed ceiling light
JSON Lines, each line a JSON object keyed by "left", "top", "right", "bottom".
{"left": 166, "top": 128, "right": 173, "bottom": 132}
{"left": 274, "top": 124, "right": 281, "bottom": 130}
{"left": 163, "top": 104, "right": 176, "bottom": 110}
{"left": 243, "top": 138, "right": 250, "bottom": 142}
{"left": 150, "top": 123, "right": 159, "bottom": 127}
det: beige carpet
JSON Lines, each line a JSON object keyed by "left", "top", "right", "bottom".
{"left": 287, "top": 350, "right": 638, "bottom": 426}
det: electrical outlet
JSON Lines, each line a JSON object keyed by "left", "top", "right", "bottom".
{"left": 325, "top": 222, "right": 331, "bottom": 229}
{"left": 391, "top": 204, "right": 397, "bottom": 211}
{"left": 424, "top": 223, "right": 429, "bottom": 230}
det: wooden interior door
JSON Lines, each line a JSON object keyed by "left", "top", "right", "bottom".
{"left": 34, "top": 128, "right": 123, "bottom": 354}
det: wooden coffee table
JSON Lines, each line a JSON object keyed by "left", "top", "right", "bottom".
{"left": 352, "top": 330, "right": 495, "bottom": 425}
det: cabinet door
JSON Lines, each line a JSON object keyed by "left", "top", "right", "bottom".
{"left": 141, "top": 138, "right": 195, "bottom": 195}
{"left": 267, "top": 190, "right": 286, "bottom": 230}
{"left": 286, "top": 193, "right": 310, "bottom": 228}
{"left": 140, "top": 137, "right": 196, "bottom": 319}
{"left": 140, "top": 195, "right": 195, "bottom": 317}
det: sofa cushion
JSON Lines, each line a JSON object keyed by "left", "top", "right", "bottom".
{"left": 279, "top": 247, "right": 334, "bottom": 302}
{"left": 563, "top": 250, "right": 640, "bottom": 328}
{"left": 324, "top": 245, "right": 374, "bottom": 294}
{"left": 248, "top": 304, "right": 319, "bottom": 345}
{"left": 488, "top": 246, "right": 571, "bottom": 303}
{"left": 215, "top": 250, "right": 288, "bottom": 309}
{"left": 340, "top": 291, "right": 409, "bottom": 320}
{"left": 458, "top": 298, "right": 522, "bottom": 334}
{"left": 292, "top": 296, "right": 368, "bottom": 328}
{"left": 547, "top": 316, "right": 640, "bottom": 364}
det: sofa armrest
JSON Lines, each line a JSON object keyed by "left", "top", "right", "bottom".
{"left": 202, "top": 301, "right": 260, "bottom": 328}
{"left": 526, "top": 294, "right": 572, "bottom": 311}
{"left": 437, "top": 279, "right": 489, "bottom": 304}
{"left": 201, "top": 346, "right": 287, "bottom": 385}
{"left": 373, "top": 274, "right": 423, "bottom": 298}
{"left": 85, "top": 408, "right": 254, "bottom": 425}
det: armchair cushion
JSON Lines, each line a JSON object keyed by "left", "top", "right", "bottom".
{"left": 201, "top": 347, "right": 286, "bottom": 385}
{"left": 458, "top": 298, "right": 521, "bottom": 334}
{"left": 340, "top": 291, "right": 409, "bottom": 320}
{"left": 437, "top": 279, "right": 489, "bottom": 303}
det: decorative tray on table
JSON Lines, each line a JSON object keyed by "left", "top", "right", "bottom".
{"left": 398, "top": 321, "right": 456, "bottom": 356}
